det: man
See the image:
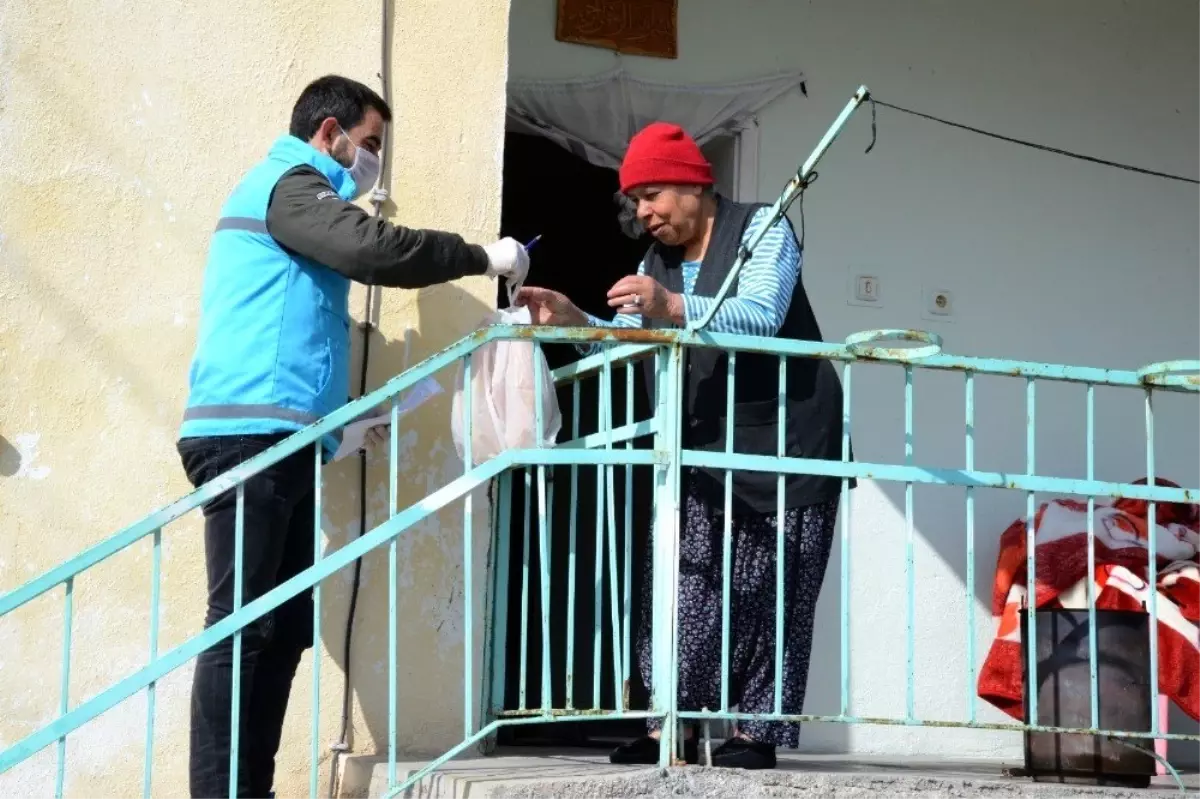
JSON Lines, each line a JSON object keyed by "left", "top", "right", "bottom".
{"left": 178, "top": 74, "right": 528, "bottom": 798}
{"left": 517, "top": 122, "right": 851, "bottom": 770}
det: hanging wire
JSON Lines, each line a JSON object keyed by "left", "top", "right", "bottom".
{"left": 863, "top": 94, "right": 1198, "bottom": 185}
{"left": 783, "top": 171, "right": 817, "bottom": 252}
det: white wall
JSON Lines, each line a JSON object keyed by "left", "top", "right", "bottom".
{"left": 508, "top": 0, "right": 1199, "bottom": 761}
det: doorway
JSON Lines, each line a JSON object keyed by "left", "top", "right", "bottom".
{"left": 492, "top": 129, "right": 738, "bottom": 749}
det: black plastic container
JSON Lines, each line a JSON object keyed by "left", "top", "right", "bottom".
{"left": 1021, "top": 608, "right": 1156, "bottom": 787}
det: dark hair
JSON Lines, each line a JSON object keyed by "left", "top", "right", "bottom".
{"left": 289, "top": 75, "right": 392, "bottom": 141}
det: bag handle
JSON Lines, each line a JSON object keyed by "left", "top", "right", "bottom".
{"left": 504, "top": 234, "right": 540, "bottom": 309}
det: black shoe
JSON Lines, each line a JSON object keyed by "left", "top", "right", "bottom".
{"left": 710, "top": 737, "right": 777, "bottom": 769}
{"left": 609, "top": 734, "right": 699, "bottom": 765}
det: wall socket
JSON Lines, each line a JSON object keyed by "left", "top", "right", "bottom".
{"left": 922, "top": 287, "right": 955, "bottom": 322}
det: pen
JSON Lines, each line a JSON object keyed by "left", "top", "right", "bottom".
{"left": 524, "top": 234, "right": 542, "bottom": 252}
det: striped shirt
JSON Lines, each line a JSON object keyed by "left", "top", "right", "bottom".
{"left": 583, "top": 206, "right": 801, "bottom": 347}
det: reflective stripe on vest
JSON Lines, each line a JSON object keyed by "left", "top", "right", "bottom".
{"left": 214, "top": 217, "right": 269, "bottom": 234}
{"left": 182, "top": 404, "right": 321, "bottom": 426}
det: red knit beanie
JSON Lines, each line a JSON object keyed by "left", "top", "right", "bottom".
{"left": 619, "top": 122, "right": 713, "bottom": 194}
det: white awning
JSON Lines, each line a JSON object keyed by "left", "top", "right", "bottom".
{"left": 506, "top": 67, "right": 806, "bottom": 169}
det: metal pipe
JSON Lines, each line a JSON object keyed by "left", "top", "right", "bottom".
{"left": 310, "top": 451, "right": 323, "bottom": 799}
{"left": 689, "top": 86, "right": 871, "bottom": 331}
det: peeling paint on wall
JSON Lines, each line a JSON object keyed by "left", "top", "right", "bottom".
{"left": 11, "top": 433, "right": 50, "bottom": 480}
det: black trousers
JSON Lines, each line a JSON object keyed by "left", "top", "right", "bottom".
{"left": 178, "top": 434, "right": 318, "bottom": 799}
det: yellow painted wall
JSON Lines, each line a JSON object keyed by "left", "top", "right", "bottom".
{"left": 0, "top": 0, "right": 510, "bottom": 796}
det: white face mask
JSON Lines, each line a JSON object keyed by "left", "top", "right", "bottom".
{"left": 336, "top": 126, "right": 381, "bottom": 199}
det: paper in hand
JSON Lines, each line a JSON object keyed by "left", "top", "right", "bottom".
{"left": 332, "top": 376, "right": 444, "bottom": 461}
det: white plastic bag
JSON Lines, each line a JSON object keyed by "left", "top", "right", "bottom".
{"left": 451, "top": 306, "right": 562, "bottom": 465}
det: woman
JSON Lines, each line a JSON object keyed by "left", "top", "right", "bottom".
{"left": 516, "top": 122, "right": 852, "bottom": 770}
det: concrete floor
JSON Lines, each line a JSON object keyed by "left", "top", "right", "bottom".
{"left": 352, "top": 748, "right": 1198, "bottom": 798}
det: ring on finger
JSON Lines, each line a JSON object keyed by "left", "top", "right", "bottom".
{"left": 632, "top": 294, "right": 644, "bottom": 307}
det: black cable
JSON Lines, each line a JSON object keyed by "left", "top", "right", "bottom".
{"left": 325, "top": 328, "right": 372, "bottom": 799}
{"left": 864, "top": 94, "right": 1199, "bottom": 185}
{"left": 796, "top": 183, "right": 807, "bottom": 252}
{"left": 865, "top": 96, "right": 878, "bottom": 155}
{"left": 781, "top": 170, "right": 817, "bottom": 251}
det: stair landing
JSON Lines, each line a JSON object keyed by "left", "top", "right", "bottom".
{"left": 339, "top": 748, "right": 1197, "bottom": 798}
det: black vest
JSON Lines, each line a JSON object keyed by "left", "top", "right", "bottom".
{"left": 641, "top": 196, "right": 853, "bottom": 513}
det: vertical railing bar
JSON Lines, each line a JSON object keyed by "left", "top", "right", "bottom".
{"left": 143, "top": 529, "right": 162, "bottom": 799}
{"left": 519, "top": 469, "right": 532, "bottom": 711}
{"left": 965, "top": 372, "right": 977, "bottom": 725}
{"left": 774, "top": 355, "right": 786, "bottom": 716}
{"left": 463, "top": 354, "right": 476, "bottom": 734}
{"left": 602, "top": 348, "right": 624, "bottom": 708}
{"left": 55, "top": 577, "right": 73, "bottom": 799}
{"left": 622, "top": 361, "right": 635, "bottom": 708}
{"left": 537, "top": 462, "right": 552, "bottom": 712}
{"left": 646, "top": 348, "right": 661, "bottom": 727}
{"left": 721, "top": 351, "right": 737, "bottom": 713}
{"left": 1085, "top": 384, "right": 1099, "bottom": 731}
{"left": 229, "top": 485, "right": 245, "bottom": 799}
{"left": 477, "top": 472, "right": 501, "bottom": 753}
{"left": 838, "top": 362, "right": 852, "bottom": 719}
{"left": 592, "top": 441, "right": 604, "bottom": 709}
{"left": 669, "top": 346, "right": 685, "bottom": 767}
{"left": 1024, "top": 378, "right": 1038, "bottom": 728}
{"left": 387, "top": 399, "right": 399, "bottom": 788}
{"left": 310, "top": 447, "right": 323, "bottom": 799}
{"left": 535, "top": 338, "right": 552, "bottom": 713}
{"left": 652, "top": 344, "right": 685, "bottom": 768}
{"left": 566, "top": 381, "right": 581, "bottom": 710}
{"left": 489, "top": 471, "right": 513, "bottom": 716}
{"left": 546, "top": 478, "right": 555, "bottom": 705}
{"left": 904, "top": 366, "right": 915, "bottom": 724}
{"left": 1145, "top": 387, "right": 1160, "bottom": 738}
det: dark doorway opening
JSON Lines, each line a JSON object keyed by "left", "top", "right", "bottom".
{"left": 493, "top": 131, "right": 656, "bottom": 749}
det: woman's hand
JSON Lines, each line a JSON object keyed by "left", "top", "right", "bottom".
{"left": 607, "top": 275, "right": 684, "bottom": 324}
{"left": 514, "top": 286, "right": 589, "bottom": 326}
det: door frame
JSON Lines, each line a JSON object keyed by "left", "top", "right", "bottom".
{"left": 732, "top": 118, "right": 761, "bottom": 202}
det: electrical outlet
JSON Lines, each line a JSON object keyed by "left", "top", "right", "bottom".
{"left": 922, "top": 287, "right": 955, "bottom": 322}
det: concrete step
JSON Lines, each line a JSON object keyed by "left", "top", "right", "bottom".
{"left": 341, "top": 749, "right": 642, "bottom": 797}
{"left": 346, "top": 748, "right": 1197, "bottom": 798}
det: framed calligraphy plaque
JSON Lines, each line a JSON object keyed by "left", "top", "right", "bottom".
{"left": 555, "top": 0, "right": 678, "bottom": 59}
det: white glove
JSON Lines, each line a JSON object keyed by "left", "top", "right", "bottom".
{"left": 364, "top": 423, "right": 390, "bottom": 452}
{"left": 483, "top": 237, "right": 530, "bottom": 284}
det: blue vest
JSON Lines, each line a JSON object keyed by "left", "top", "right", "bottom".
{"left": 180, "top": 135, "right": 362, "bottom": 458}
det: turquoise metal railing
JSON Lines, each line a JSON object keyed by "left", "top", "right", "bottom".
{"left": 0, "top": 324, "right": 669, "bottom": 796}
{"left": 2, "top": 83, "right": 1197, "bottom": 797}
{"left": 479, "top": 329, "right": 1199, "bottom": 776}
{"left": 1, "top": 324, "right": 1196, "bottom": 796}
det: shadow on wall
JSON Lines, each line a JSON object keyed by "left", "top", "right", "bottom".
{"left": 0, "top": 434, "right": 20, "bottom": 477}
{"left": 317, "top": 281, "right": 495, "bottom": 762}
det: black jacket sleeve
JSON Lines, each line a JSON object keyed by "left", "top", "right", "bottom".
{"left": 264, "top": 165, "right": 490, "bottom": 288}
